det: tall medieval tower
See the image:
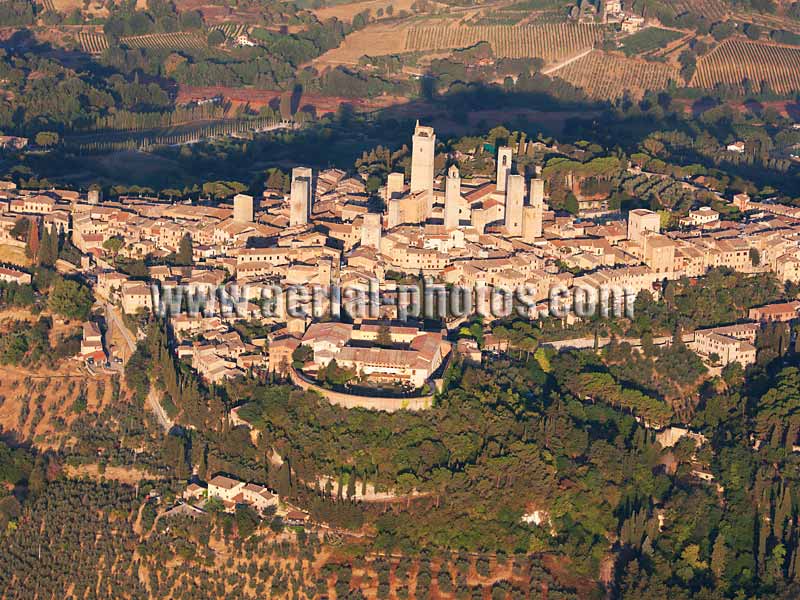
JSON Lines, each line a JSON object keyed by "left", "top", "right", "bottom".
{"left": 496, "top": 146, "right": 513, "bottom": 193}
{"left": 410, "top": 121, "right": 436, "bottom": 195}
{"left": 444, "top": 164, "right": 461, "bottom": 231}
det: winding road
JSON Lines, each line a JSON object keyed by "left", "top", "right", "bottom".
{"left": 105, "top": 302, "right": 173, "bottom": 433}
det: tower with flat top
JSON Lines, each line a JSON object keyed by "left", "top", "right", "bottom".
{"left": 505, "top": 174, "right": 525, "bottom": 236}
{"left": 290, "top": 167, "right": 312, "bottom": 227}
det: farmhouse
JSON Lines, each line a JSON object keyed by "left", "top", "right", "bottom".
{"left": 727, "top": 141, "right": 746, "bottom": 153}
{"left": 205, "top": 475, "right": 278, "bottom": 513}
{"left": 80, "top": 321, "right": 106, "bottom": 362}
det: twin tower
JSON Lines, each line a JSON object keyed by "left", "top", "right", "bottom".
{"left": 494, "top": 145, "right": 545, "bottom": 242}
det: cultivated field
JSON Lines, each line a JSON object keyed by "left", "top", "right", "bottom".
{"left": 44, "top": 0, "right": 108, "bottom": 17}
{"left": 313, "top": 22, "right": 412, "bottom": 67}
{"left": 691, "top": 39, "right": 800, "bottom": 95}
{"left": 210, "top": 22, "right": 248, "bottom": 39}
{"left": 404, "top": 22, "right": 604, "bottom": 62}
{"left": 77, "top": 30, "right": 108, "bottom": 54}
{"left": 50, "top": 0, "right": 81, "bottom": 10}
{"left": 734, "top": 10, "right": 800, "bottom": 35}
{"left": 121, "top": 31, "right": 207, "bottom": 50}
{"left": 176, "top": 84, "right": 407, "bottom": 113}
{"left": 664, "top": 0, "right": 730, "bottom": 21}
{"left": 619, "top": 27, "right": 684, "bottom": 57}
{"left": 550, "top": 50, "right": 682, "bottom": 99}
{"left": 312, "top": 0, "right": 420, "bottom": 21}
{"left": 0, "top": 363, "right": 115, "bottom": 446}
{"left": 173, "top": 0, "right": 262, "bottom": 25}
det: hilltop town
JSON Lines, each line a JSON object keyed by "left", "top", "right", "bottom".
{"left": 5, "top": 0, "right": 800, "bottom": 592}
{"left": 1, "top": 120, "right": 799, "bottom": 399}
{"left": 5, "top": 117, "right": 800, "bottom": 598}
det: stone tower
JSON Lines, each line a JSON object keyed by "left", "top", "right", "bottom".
{"left": 360, "top": 212, "right": 382, "bottom": 249}
{"left": 444, "top": 164, "right": 461, "bottom": 231}
{"left": 627, "top": 208, "right": 660, "bottom": 244}
{"left": 496, "top": 146, "right": 513, "bottom": 193}
{"left": 410, "top": 121, "right": 435, "bottom": 194}
{"left": 289, "top": 167, "right": 312, "bottom": 226}
{"left": 386, "top": 172, "right": 405, "bottom": 201}
{"left": 522, "top": 178, "right": 544, "bottom": 242}
{"left": 233, "top": 193, "right": 254, "bottom": 223}
{"left": 292, "top": 166, "right": 313, "bottom": 213}
{"left": 505, "top": 174, "right": 525, "bottom": 236}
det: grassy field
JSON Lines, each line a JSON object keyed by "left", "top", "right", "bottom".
{"left": 0, "top": 243, "right": 31, "bottom": 267}
{"left": 619, "top": 27, "right": 685, "bottom": 57}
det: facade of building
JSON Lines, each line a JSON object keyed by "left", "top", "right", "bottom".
{"left": 692, "top": 324, "right": 759, "bottom": 366}
{"left": 749, "top": 301, "right": 800, "bottom": 322}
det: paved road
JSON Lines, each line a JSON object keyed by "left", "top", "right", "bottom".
{"left": 106, "top": 303, "right": 136, "bottom": 354}
{"left": 147, "top": 387, "right": 173, "bottom": 433}
{"left": 105, "top": 303, "right": 136, "bottom": 362}
{"left": 104, "top": 303, "right": 172, "bottom": 433}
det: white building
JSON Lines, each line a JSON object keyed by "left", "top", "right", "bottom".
{"left": 727, "top": 141, "right": 746, "bottom": 153}
{"left": 680, "top": 206, "right": 719, "bottom": 228}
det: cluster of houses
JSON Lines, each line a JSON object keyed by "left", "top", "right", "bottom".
{"left": 181, "top": 474, "right": 309, "bottom": 525}
{"left": 2, "top": 122, "right": 800, "bottom": 391}
{"left": 689, "top": 301, "right": 800, "bottom": 368}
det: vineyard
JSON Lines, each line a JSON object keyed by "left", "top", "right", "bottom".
{"left": 550, "top": 50, "right": 682, "bottom": 100}
{"left": 619, "top": 27, "right": 684, "bottom": 57}
{"left": 733, "top": 11, "right": 800, "bottom": 36}
{"left": 120, "top": 31, "right": 207, "bottom": 50}
{"left": 77, "top": 31, "right": 108, "bottom": 54}
{"left": 40, "top": 0, "right": 55, "bottom": 11}
{"left": 691, "top": 39, "right": 800, "bottom": 95}
{"left": 211, "top": 23, "right": 249, "bottom": 39}
{"left": 404, "top": 23, "right": 604, "bottom": 63}
{"left": 663, "top": 0, "right": 729, "bottom": 21}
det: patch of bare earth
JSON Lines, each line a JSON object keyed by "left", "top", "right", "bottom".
{"left": 65, "top": 463, "right": 161, "bottom": 484}
{"left": 312, "top": 21, "right": 411, "bottom": 68}
{"left": 313, "top": 0, "right": 424, "bottom": 22}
